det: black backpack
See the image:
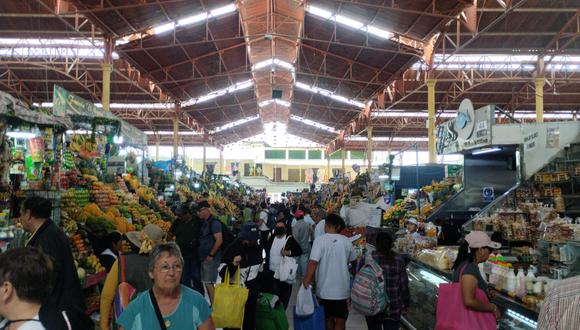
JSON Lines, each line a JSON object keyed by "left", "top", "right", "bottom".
{"left": 211, "top": 218, "right": 236, "bottom": 251}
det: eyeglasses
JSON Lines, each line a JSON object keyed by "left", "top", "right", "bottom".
{"left": 157, "top": 264, "right": 183, "bottom": 273}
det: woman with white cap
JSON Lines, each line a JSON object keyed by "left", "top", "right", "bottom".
{"left": 100, "top": 224, "right": 165, "bottom": 330}
{"left": 451, "top": 231, "right": 502, "bottom": 320}
{"left": 404, "top": 218, "right": 420, "bottom": 239}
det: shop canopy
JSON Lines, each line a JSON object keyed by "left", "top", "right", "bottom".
{"left": 0, "top": 91, "right": 72, "bottom": 129}
{"left": 120, "top": 120, "right": 147, "bottom": 147}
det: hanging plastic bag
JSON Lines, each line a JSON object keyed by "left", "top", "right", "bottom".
{"left": 212, "top": 266, "right": 249, "bottom": 329}
{"left": 295, "top": 285, "right": 315, "bottom": 317}
{"left": 278, "top": 256, "right": 298, "bottom": 284}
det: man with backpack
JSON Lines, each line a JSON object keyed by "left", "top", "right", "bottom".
{"left": 302, "top": 213, "right": 355, "bottom": 330}
{"left": 196, "top": 200, "right": 223, "bottom": 304}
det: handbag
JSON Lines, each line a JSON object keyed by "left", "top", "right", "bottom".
{"left": 435, "top": 265, "right": 497, "bottom": 330}
{"left": 149, "top": 290, "right": 168, "bottom": 330}
{"left": 212, "top": 266, "right": 250, "bottom": 328}
{"left": 293, "top": 294, "right": 325, "bottom": 330}
{"left": 256, "top": 293, "right": 289, "bottom": 330}
{"left": 276, "top": 236, "right": 298, "bottom": 284}
{"left": 113, "top": 256, "right": 136, "bottom": 322}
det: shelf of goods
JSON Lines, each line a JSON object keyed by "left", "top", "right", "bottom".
{"left": 404, "top": 258, "right": 538, "bottom": 330}
{"left": 467, "top": 143, "right": 580, "bottom": 280}
{"left": 382, "top": 177, "right": 462, "bottom": 228}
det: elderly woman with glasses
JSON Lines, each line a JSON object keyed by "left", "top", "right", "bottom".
{"left": 117, "top": 242, "right": 215, "bottom": 330}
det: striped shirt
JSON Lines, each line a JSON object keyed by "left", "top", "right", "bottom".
{"left": 538, "top": 275, "right": 580, "bottom": 330}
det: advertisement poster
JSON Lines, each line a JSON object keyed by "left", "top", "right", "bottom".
{"left": 546, "top": 128, "right": 560, "bottom": 148}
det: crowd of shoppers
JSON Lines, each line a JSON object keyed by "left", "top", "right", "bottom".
{"left": 24, "top": 194, "right": 580, "bottom": 330}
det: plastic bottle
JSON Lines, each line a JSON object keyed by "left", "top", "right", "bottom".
{"left": 506, "top": 268, "right": 517, "bottom": 293}
{"left": 516, "top": 268, "right": 526, "bottom": 298}
{"left": 526, "top": 269, "right": 536, "bottom": 294}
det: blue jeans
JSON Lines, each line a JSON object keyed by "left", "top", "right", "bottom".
{"left": 181, "top": 255, "right": 204, "bottom": 295}
{"left": 365, "top": 317, "right": 400, "bottom": 330}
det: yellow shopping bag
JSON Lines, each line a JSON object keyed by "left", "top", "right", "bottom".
{"left": 212, "top": 266, "right": 249, "bottom": 328}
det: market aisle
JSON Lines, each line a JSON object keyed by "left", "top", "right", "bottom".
{"left": 285, "top": 284, "right": 367, "bottom": 330}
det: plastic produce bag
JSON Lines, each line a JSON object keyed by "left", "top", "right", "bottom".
{"left": 295, "top": 285, "right": 315, "bottom": 317}
{"left": 277, "top": 256, "right": 298, "bottom": 284}
{"left": 212, "top": 267, "right": 249, "bottom": 328}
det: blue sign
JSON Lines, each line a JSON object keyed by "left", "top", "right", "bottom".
{"left": 483, "top": 187, "right": 494, "bottom": 202}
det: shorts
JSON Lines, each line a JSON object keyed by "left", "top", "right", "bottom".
{"left": 319, "top": 299, "right": 349, "bottom": 320}
{"left": 201, "top": 258, "right": 220, "bottom": 283}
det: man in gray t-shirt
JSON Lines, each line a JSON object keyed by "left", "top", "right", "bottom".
{"left": 195, "top": 200, "right": 223, "bottom": 304}
{"left": 292, "top": 210, "right": 313, "bottom": 280}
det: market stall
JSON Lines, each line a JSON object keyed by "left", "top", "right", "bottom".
{"left": 402, "top": 99, "right": 580, "bottom": 330}
{"left": 0, "top": 91, "right": 73, "bottom": 250}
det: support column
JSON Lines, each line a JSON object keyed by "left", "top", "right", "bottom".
{"left": 367, "top": 126, "right": 373, "bottom": 172}
{"left": 101, "top": 37, "right": 114, "bottom": 112}
{"left": 155, "top": 135, "right": 160, "bottom": 161}
{"left": 427, "top": 79, "right": 437, "bottom": 164}
{"left": 202, "top": 136, "right": 207, "bottom": 173}
{"left": 218, "top": 148, "right": 224, "bottom": 175}
{"left": 535, "top": 77, "right": 545, "bottom": 123}
{"left": 341, "top": 148, "right": 346, "bottom": 177}
{"left": 326, "top": 152, "right": 331, "bottom": 183}
{"left": 173, "top": 103, "right": 180, "bottom": 162}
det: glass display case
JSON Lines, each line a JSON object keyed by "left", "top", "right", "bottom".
{"left": 405, "top": 259, "right": 538, "bottom": 330}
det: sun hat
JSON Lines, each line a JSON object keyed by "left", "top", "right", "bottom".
{"left": 126, "top": 224, "right": 165, "bottom": 254}
{"left": 238, "top": 222, "right": 259, "bottom": 241}
{"left": 465, "top": 231, "right": 501, "bottom": 249}
{"left": 405, "top": 218, "right": 419, "bottom": 226}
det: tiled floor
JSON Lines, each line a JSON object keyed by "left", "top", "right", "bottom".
{"left": 285, "top": 284, "right": 367, "bottom": 330}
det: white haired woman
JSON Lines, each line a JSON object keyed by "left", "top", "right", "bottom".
{"left": 117, "top": 242, "right": 215, "bottom": 330}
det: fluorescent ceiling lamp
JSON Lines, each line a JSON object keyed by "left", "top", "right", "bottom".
{"left": 0, "top": 38, "right": 102, "bottom": 47}
{"left": 34, "top": 102, "right": 172, "bottom": 110}
{"left": 372, "top": 111, "right": 455, "bottom": 118}
{"left": 412, "top": 54, "right": 580, "bottom": 72}
{"left": 258, "top": 99, "right": 291, "bottom": 107}
{"left": 346, "top": 136, "right": 428, "bottom": 142}
{"left": 290, "top": 115, "right": 337, "bottom": 133}
{"left": 178, "top": 13, "right": 208, "bottom": 26}
{"left": 512, "top": 112, "right": 574, "bottom": 119}
{"left": 144, "top": 131, "right": 202, "bottom": 136}
{"left": 153, "top": 22, "right": 176, "bottom": 35}
{"left": 295, "top": 81, "right": 365, "bottom": 108}
{"left": 122, "top": 3, "right": 237, "bottom": 41}
{"left": 472, "top": 147, "right": 501, "bottom": 155}
{"left": 182, "top": 79, "right": 253, "bottom": 107}
{"left": 210, "top": 115, "right": 259, "bottom": 134}
{"left": 6, "top": 131, "right": 37, "bottom": 139}
{"left": 252, "top": 58, "right": 295, "bottom": 72}
{"left": 0, "top": 47, "right": 119, "bottom": 59}
{"left": 306, "top": 5, "right": 394, "bottom": 40}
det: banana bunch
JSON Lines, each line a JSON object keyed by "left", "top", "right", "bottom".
{"left": 70, "top": 135, "right": 85, "bottom": 153}
{"left": 86, "top": 254, "right": 105, "bottom": 273}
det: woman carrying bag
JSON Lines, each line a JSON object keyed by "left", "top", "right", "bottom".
{"left": 435, "top": 231, "right": 501, "bottom": 330}
{"left": 218, "top": 223, "right": 263, "bottom": 330}
{"left": 264, "top": 220, "right": 302, "bottom": 310}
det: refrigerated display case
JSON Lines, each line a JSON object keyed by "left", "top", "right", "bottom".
{"left": 404, "top": 259, "right": 538, "bottom": 330}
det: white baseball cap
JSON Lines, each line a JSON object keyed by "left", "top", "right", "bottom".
{"left": 465, "top": 231, "right": 501, "bottom": 249}
{"left": 405, "top": 218, "right": 419, "bottom": 226}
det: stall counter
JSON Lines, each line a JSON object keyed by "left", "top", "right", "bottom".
{"left": 404, "top": 258, "right": 538, "bottom": 330}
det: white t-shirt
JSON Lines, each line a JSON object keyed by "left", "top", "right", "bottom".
{"left": 314, "top": 220, "right": 326, "bottom": 240}
{"left": 310, "top": 233, "right": 355, "bottom": 300}
{"left": 269, "top": 236, "right": 287, "bottom": 271}
{"left": 259, "top": 210, "right": 269, "bottom": 231}
{"left": 0, "top": 315, "right": 45, "bottom": 330}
